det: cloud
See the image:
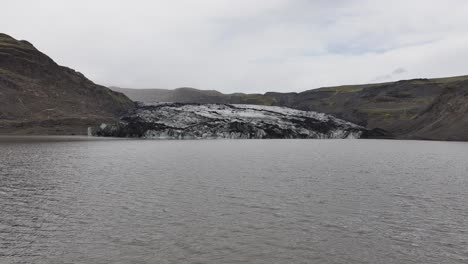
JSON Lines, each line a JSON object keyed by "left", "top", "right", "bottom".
{"left": 392, "top": 68, "right": 406, "bottom": 75}
{"left": 372, "top": 67, "right": 407, "bottom": 82}
{"left": 2, "top": 0, "right": 468, "bottom": 93}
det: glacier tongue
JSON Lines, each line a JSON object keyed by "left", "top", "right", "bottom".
{"left": 90, "top": 103, "right": 371, "bottom": 139}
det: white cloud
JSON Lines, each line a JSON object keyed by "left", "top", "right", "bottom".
{"left": 2, "top": 0, "right": 468, "bottom": 93}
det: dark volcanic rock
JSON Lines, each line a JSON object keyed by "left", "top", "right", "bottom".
{"left": 90, "top": 103, "right": 382, "bottom": 139}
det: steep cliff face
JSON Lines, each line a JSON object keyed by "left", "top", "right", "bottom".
{"left": 90, "top": 103, "right": 387, "bottom": 139}
{"left": 0, "top": 33, "right": 134, "bottom": 134}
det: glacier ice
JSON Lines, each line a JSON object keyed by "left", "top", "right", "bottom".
{"left": 90, "top": 103, "right": 372, "bottom": 139}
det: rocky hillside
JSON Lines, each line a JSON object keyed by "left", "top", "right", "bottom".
{"left": 112, "top": 76, "right": 468, "bottom": 141}
{"left": 278, "top": 77, "right": 468, "bottom": 141}
{"left": 399, "top": 82, "right": 468, "bottom": 141}
{"left": 90, "top": 103, "right": 386, "bottom": 139}
{"left": 0, "top": 33, "right": 134, "bottom": 134}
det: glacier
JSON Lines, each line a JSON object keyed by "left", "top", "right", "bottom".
{"left": 89, "top": 103, "right": 381, "bottom": 139}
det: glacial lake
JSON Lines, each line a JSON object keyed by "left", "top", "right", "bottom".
{"left": 0, "top": 137, "right": 467, "bottom": 264}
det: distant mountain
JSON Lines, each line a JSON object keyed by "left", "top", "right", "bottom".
{"left": 110, "top": 86, "right": 272, "bottom": 105}
{"left": 0, "top": 33, "right": 134, "bottom": 134}
{"left": 111, "top": 75, "right": 468, "bottom": 141}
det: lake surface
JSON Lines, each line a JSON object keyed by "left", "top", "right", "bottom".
{"left": 0, "top": 137, "right": 467, "bottom": 264}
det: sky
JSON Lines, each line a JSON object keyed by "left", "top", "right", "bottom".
{"left": 3, "top": 0, "right": 468, "bottom": 93}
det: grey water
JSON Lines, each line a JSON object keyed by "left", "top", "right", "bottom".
{"left": 0, "top": 137, "right": 467, "bottom": 264}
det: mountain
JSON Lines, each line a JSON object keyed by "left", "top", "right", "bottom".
{"left": 0, "top": 33, "right": 134, "bottom": 134}
{"left": 2, "top": 32, "right": 466, "bottom": 140}
{"left": 111, "top": 75, "right": 468, "bottom": 141}
{"left": 90, "top": 103, "right": 386, "bottom": 139}
{"left": 110, "top": 86, "right": 273, "bottom": 105}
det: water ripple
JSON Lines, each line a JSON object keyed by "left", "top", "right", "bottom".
{"left": 0, "top": 137, "right": 467, "bottom": 263}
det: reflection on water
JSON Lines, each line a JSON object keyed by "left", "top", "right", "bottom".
{"left": 0, "top": 137, "right": 467, "bottom": 264}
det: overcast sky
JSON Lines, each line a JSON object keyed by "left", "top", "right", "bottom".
{"left": 3, "top": 0, "right": 468, "bottom": 93}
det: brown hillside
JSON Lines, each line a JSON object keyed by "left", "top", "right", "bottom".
{"left": 0, "top": 33, "right": 134, "bottom": 134}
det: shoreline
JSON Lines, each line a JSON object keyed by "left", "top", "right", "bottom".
{"left": 0, "top": 134, "right": 467, "bottom": 143}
